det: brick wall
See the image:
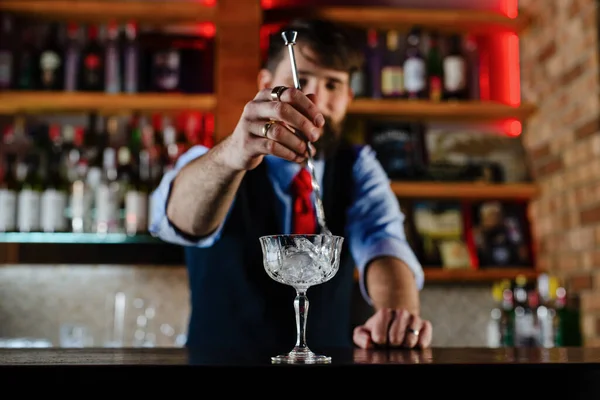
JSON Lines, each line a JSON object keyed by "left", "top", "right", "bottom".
{"left": 520, "top": 0, "right": 600, "bottom": 345}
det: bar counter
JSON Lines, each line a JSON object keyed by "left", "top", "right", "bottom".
{"left": 1, "top": 346, "right": 600, "bottom": 397}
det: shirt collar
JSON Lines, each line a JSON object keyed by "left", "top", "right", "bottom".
{"left": 265, "top": 154, "right": 324, "bottom": 191}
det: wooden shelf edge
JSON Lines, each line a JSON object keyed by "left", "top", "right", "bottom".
{"left": 0, "top": 1, "right": 216, "bottom": 24}
{"left": 425, "top": 267, "right": 538, "bottom": 282}
{"left": 0, "top": 241, "right": 184, "bottom": 265}
{"left": 0, "top": 92, "right": 217, "bottom": 114}
{"left": 353, "top": 267, "right": 538, "bottom": 283}
{"left": 263, "top": 6, "right": 530, "bottom": 34}
{"left": 390, "top": 182, "right": 540, "bottom": 201}
{"left": 347, "top": 99, "right": 537, "bottom": 121}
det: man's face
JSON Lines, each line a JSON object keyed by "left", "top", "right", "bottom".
{"left": 259, "top": 44, "right": 354, "bottom": 157}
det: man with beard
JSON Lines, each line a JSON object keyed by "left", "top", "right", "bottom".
{"left": 149, "top": 19, "right": 432, "bottom": 353}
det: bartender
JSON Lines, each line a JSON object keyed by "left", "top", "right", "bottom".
{"left": 149, "top": 18, "right": 433, "bottom": 351}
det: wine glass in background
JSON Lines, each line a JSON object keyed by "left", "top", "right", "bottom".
{"left": 259, "top": 233, "right": 344, "bottom": 364}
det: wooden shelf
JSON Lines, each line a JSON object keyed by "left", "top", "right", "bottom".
{"left": 347, "top": 99, "right": 536, "bottom": 122}
{"left": 263, "top": 6, "right": 530, "bottom": 34}
{"left": 0, "top": 92, "right": 216, "bottom": 114}
{"left": 424, "top": 268, "right": 538, "bottom": 282}
{"left": 353, "top": 267, "right": 538, "bottom": 283}
{"left": 390, "top": 182, "right": 540, "bottom": 201}
{"left": 0, "top": 1, "right": 216, "bottom": 25}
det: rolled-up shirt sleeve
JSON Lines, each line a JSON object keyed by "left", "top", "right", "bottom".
{"left": 346, "top": 145, "right": 424, "bottom": 305}
{"left": 148, "top": 145, "right": 229, "bottom": 248}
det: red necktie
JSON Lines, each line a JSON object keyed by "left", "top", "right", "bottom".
{"left": 291, "top": 168, "right": 317, "bottom": 234}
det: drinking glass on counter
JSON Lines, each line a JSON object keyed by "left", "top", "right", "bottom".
{"left": 259, "top": 233, "right": 344, "bottom": 364}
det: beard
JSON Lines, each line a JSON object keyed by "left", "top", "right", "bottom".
{"left": 311, "top": 116, "right": 344, "bottom": 159}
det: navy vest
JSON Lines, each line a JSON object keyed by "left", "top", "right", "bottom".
{"left": 184, "top": 142, "right": 358, "bottom": 353}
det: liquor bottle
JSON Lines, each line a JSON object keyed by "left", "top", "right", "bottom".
{"left": 380, "top": 30, "right": 404, "bottom": 98}
{"left": 402, "top": 26, "right": 426, "bottom": 99}
{"left": 0, "top": 13, "right": 15, "bottom": 90}
{"left": 122, "top": 21, "right": 139, "bottom": 94}
{"left": 94, "top": 147, "right": 119, "bottom": 234}
{"left": 349, "top": 31, "right": 367, "bottom": 98}
{"left": 40, "top": 152, "right": 68, "bottom": 233}
{"left": 69, "top": 149, "right": 92, "bottom": 234}
{"left": 13, "top": 23, "right": 36, "bottom": 90}
{"left": 125, "top": 149, "right": 150, "bottom": 235}
{"left": 104, "top": 21, "right": 121, "bottom": 94}
{"left": 151, "top": 43, "right": 180, "bottom": 92}
{"left": 464, "top": 34, "right": 480, "bottom": 100}
{"left": 0, "top": 153, "right": 17, "bottom": 232}
{"left": 365, "top": 28, "right": 382, "bottom": 99}
{"left": 64, "top": 23, "right": 81, "bottom": 92}
{"left": 79, "top": 25, "right": 105, "bottom": 92}
{"left": 487, "top": 283, "right": 503, "bottom": 348}
{"left": 443, "top": 34, "right": 467, "bottom": 100}
{"left": 426, "top": 31, "right": 443, "bottom": 102}
{"left": 500, "top": 287, "right": 515, "bottom": 347}
{"left": 37, "top": 23, "right": 65, "bottom": 91}
{"left": 17, "top": 153, "right": 43, "bottom": 233}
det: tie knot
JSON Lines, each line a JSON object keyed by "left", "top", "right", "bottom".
{"left": 292, "top": 168, "right": 313, "bottom": 195}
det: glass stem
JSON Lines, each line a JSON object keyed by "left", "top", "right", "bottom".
{"left": 294, "top": 289, "right": 308, "bottom": 349}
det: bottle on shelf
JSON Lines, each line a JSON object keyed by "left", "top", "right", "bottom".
{"left": 0, "top": 153, "right": 18, "bottom": 232}
{"left": 40, "top": 150, "right": 68, "bottom": 233}
{"left": 37, "top": 22, "right": 65, "bottom": 91}
{"left": 16, "top": 153, "right": 43, "bottom": 233}
{"left": 443, "top": 34, "right": 468, "bottom": 101}
{"left": 105, "top": 21, "right": 121, "bottom": 94}
{"left": 13, "top": 22, "right": 36, "bottom": 90}
{"left": 0, "top": 13, "right": 15, "bottom": 90}
{"left": 426, "top": 31, "right": 443, "bottom": 102}
{"left": 125, "top": 149, "right": 150, "bottom": 236}
{"left": 402, "top": 26, "right": 427, "bottom": 99}
{"left": 64, "top": 22, "right": 81, "bottom": 92}
{"left": 380, "top": 29, "right": 404, "bottom": 98}
{"left": 79, "top": 25, "right": 105, "bottom": 92}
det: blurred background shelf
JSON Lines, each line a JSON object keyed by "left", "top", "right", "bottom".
{"left": 424, "top": 267, "right": 538, "bottom": 282}
{"left": 391, "top": 182, "right": 540, "bottom": 200}
{"left": 0, "top": 92, "right": 217, "bottom": 114}
{"left": 0, "top": 232, "right": 160, "bottom": 244}
{"left": 0, "top": 233, "right": 184, "bottom": 265}
{"left": 263, "top": 6, "right": 530, "bottom": 34}
{"left": 0, "top": 0, "right": 216, "bottom": 25}
{"left": 347, "top": 100, "right": 536, "bottom": 122}
{"left": 354, "top": 267, "right": 538, "bottom": 282}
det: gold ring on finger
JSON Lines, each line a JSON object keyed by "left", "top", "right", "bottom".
{"left": 262, "top": 120, "right": 276, "bottom": 138}
{"left": 270, "top": 86, "right": 288, "bottom": 102}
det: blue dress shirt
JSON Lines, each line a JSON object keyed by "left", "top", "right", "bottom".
{"left": 149, "top": 144, "right": 424, "bottom": 305}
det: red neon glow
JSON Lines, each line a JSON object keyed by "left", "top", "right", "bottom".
{"left": 261, "top": 0, "right": 275, "bottom": 8}
{"left": 501, "top": 0, "right": 519, "bottom": 18}
{"left": 478, "top": 37, "right": 491, "bottom": 101}
{"left": 506, "top": 33, "right": 520, "bottom": 106}
{"left": 202, "top": 0, "right": 216, "bottom": 6}
{"left": 504, "top": 119, "right": 522, "bottom": 137}
{"left": 197, "top": 22, "right": 216, "bottom": 38}
{"left": 497, "top": 0, "right": 521, "bottom": 136}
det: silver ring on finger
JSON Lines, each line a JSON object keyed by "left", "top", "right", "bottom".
{"left": 270, "top": 86, "right": 288, "bottom": 102}
{"left": 407, "top": 327, "right": 420, "bottom": 336}
{"left": 262, "top": 120, "right": 276, "bottom": 138}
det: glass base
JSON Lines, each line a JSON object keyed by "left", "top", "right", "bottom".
{"left": 271, "top": 346, "right": 331, "bottom": 364}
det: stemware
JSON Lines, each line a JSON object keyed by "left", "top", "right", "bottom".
{"left": 259, "top": 233, "right": 344, "bottom": 364}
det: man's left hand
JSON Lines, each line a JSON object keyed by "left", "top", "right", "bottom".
{"left": 353, "top": 308, "right": 432, "bottom": 349}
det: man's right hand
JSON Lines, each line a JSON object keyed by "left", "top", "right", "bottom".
{"left": 218, "top": 87, "right": 326, "bottom": 171}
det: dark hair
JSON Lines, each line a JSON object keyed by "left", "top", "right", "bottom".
{"left": 263, "top": 19, "right": 364, "bottom": 76}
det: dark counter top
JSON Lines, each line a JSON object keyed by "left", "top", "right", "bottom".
{"left": 2, "top": 347, "right": 600, "bottom": 397}
{"left": 2, "top": 346, "right": 600, "bottom": 366}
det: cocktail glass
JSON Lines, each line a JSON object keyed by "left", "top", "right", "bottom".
{"left": 259, "top": 233, "right": 344, "bottom": 364}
